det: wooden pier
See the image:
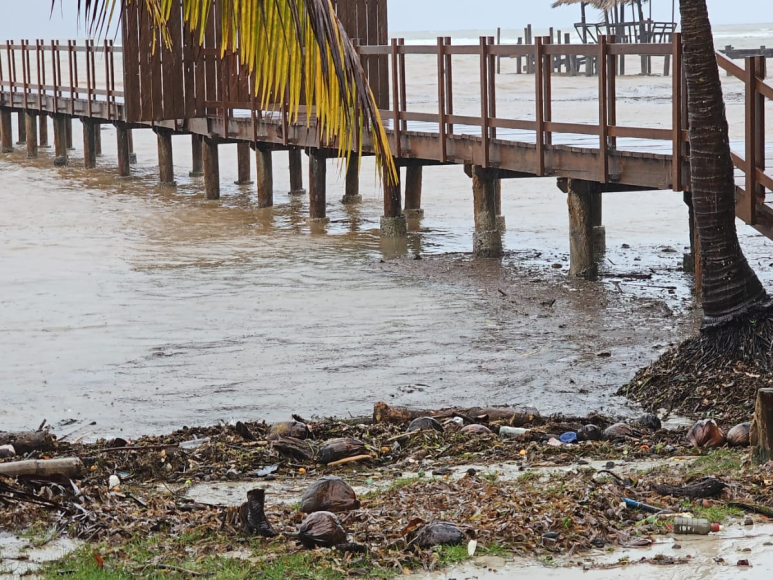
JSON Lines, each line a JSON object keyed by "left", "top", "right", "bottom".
{"left": 1, "top": 0, "right": 772, "bottom": 278}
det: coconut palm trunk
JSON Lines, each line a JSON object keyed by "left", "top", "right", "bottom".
{"left": 680, "top": 0, "right": 769, "bottom": 328}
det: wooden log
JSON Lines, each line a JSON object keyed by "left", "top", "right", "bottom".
{"left": 25, "top": 112, "right": 38, "bottom": 159}
{"left": 752, "top": 388, "right": 773, "bottom": 464}
{"left": 652, "top": 477, "right": 726, "bottom": 499}
{"left": 0, "top": 431, "right": 56, "bottom": 454}
{"left": 0, "top": 458, "right": 83, "bottom": 479}
{"left": 373, "top": 402, "right": 540, "bottom": 427}
{"left": 203, "top": 137, "right": 220, "bottom": 200}
{"left": 308, "top": 150, "right": 327, "bottom": 221}
{"left": 342, "top": 154, "right": 361, "bottom": 204}
{"left": 0, "top": 109, "right": 13, "bottom": 153}
{"left": 38, "top": 113, "right": 49, "bottom": 148}
{"left": 255, "top": 146, "right": 273, "bottom": 208}
{"left": 156, "top": 128, "right": 175, "bottom": 185}
{"left": 116, "top": 122, "right": 131, "bottom": 177}
{"left": 82, "top": 118, "right": 97, "bottom": 169}
{"left": 189, "top": 134, "right": 203, "bottom": 176}
{"left": 235, "top": 142, "right": 253, "bottom": 185}
{"left": 289, "top": 148, "right": 305, "bottom": 194}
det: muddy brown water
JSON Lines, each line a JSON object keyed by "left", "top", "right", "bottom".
{"left": 2, "top": 78, "right": 772, "bottom": 440}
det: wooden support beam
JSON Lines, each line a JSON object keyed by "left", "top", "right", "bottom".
{"left": 190, "top": 134, "right": 203, "bottom": 176}
{"left": 565, "top": 179, "right": 598, "bottom": 279}
{"left": 156, "top": 128, "right": 175, "bottom": 186}
{"left": 25, "top": 112, "right": 38, "bottom": 159}
{"left": 94, "top": 122, "right": 102, "bottom": 156}
{"left": 342, "top": 155, "right": 362, "bottom": 204}
{"left": 116, "top": 122, "right": 131, "bottom": 177}
{"left": 255, "top": 146, "right": 273, "bottom": 208}
{"left": 235, "top": 142, "right": 253, "bottom": 185}
{"left": 53, "top": 115, "right": 68, "bottom": 166}
{"left": 0, "top": 109, "right": 13, "bottom": 153}
{"left": 16, "top": 111, "right": 26, "bottom": 145}
{"left": 65, "top": 116, "right": 73, "bottom": 150}
{"left": 404, "top": 165, "right": 424, "bottom": 218}
{"left": 82, "top": 118, "right": 97, "bottom": 169}
{"left": 38, "top": 114, "right": 49, "bottom": 148}
{"left": 752, "top": 388, "right": 773, "bottom": 465}
{"left": 203, "top": 137, "right": 220, "bottom": 200}
{"left": 471, "top": 165, "right": 503, "bottom": 258}
{"left": 381, "top": 160, "right": 407, "bottom": 237}
{"left": 289, "top": 148, "right": 305, "bottom": 194}
{"left": 308, "top": 149, "right": 328, "bottom": 223}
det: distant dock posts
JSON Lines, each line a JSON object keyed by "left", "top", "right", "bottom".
{"left": 721, "top": 45, "right": 772, "bottom": 77}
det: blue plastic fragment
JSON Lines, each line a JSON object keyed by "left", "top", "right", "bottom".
{"left": 559, "top": 431, "right": 578, "bottom": 444}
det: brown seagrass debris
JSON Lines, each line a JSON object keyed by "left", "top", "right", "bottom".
{"left": 373, "top": 402, "right": 540, "bottom": 427}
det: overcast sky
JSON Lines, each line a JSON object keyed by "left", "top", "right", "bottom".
{"left": 0, "top": 0, "right": 770, "bottom": 39}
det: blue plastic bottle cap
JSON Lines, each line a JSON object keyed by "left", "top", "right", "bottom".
{"left": 560, "top": 431, "right": 578, "bottom": 444}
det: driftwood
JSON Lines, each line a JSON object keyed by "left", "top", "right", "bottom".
{"left": 751, "top": 388, "right": 773, "bottom": 464}
{"left": 0, "top": 458, "right": 84, "bottom": 479}
{"left": 728, "top": 502, "right": 773, "bottom": 519}
{"left": 0, "top": 431, "right": 55, "bottom": 455}
{"left": 652, "top": 477, "right": 726, "bottom": 499}
{"left": 373, "top": 402, "right": 540, "bottom": 427}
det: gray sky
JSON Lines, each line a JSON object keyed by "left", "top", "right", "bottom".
{"left": 0, "top": 0, "right": 770, "bottom": 40}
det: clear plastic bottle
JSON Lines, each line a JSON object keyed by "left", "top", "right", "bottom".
{"left": 673, "top": 517, "right": 720, "bottom": 535}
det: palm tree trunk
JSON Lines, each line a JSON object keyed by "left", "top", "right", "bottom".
{"left": 680, "top": 0, "right": 768, "bottom": 328}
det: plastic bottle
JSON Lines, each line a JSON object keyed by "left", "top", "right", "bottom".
{"left": 673, "top": 517, "right": 720, "bottom": 535}
{"left": 499, "top": 427, "right": 530, "bottom": 439}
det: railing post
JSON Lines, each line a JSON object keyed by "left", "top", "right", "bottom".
{"left": 479, "top": 36, "right": 490, "bottom": 168}
{"left": 487, "top": 36, "right": 497, "bottom": 141}
{"left": 543, "top": 36, "right": 553, "bottom": 147}
{"left": 437, "top": 37, "right": 447, "bottom": 163}
{"left": 390, "top": 38, "right": 401, "bottom": 157}
{"left": 598, "top": 36, "right": 609, "bottom": 184}
{"left": 444, "top": 37, "right": 454, "bottom": 137}
{"left": 606, "top": 35, "right": 617, "bottom": 152}
{"left": 398, "top": 38, "right": 407, "bottom": 133}
{"left": 745, "top": 56, "right": 758, "bottom": 224}
{"left": 671, "top": 33, "right": 683, "bottom": 192}
{"left": 535, "top": 37, "right": 545, "bottom": 176}
{"left": 754, "top": 55, "right": 766, "bottom": 209}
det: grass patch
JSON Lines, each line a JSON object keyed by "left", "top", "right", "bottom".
{"left": 436, "top": 544, "right": 470, "bottom": 566}
{"left": 679, "top": 500, "right": 744, "bottom": 523}
{"left": 687, "top": 449, "right": 743, "bottom": 477}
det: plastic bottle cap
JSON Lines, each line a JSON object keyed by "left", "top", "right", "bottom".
{"left": 711, "top": 523, "right": 721, "bottom": 533}
{"left": 559, "top": 431, "right": 578, "bottom": 444}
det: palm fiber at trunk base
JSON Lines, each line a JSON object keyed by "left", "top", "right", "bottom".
{"left": 619, "top": 314, "right": 773, "bottom": 424}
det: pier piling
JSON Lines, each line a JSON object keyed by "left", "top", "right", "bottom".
{"left": 156, "top": 129, "right": 175, "bottom": 186}
{"left": 235, "top": 142, "right": 253, "bottom": 185}
{"left": 94, "top": 123, "right": 102, "bottom": 156}
{"left": 190, "top": 134, "right": 203, "bottom": 176}
{"left": 255, "top": 146, "right": 273, "bottom": 208}
{"left": 82, "top": 119, "right": 97, "bottom": 169}
{"left": 16, "top": 112, "right": 26, "bottom": 145}
{"left": 116, "top": 123, "right": 131, "bottom": 177}
{"left": 565, "top": 179, "right": 597, "bottom": 279}
{"left": 0, "top": 109, "right": 12, "bottom": 153}
{"left": 203, "top": 137, "right": 220, "bottom": 200}
{"left": 25, "top": 113, "right": 38, "bottom": 159}
{"left": 39, "top": 114, "right": 49, "bottom": 148}
{"left": 127, "top": 129, "right": 136, "bottom": 164}
{"left": 65, "top": 116, "right": 73, "bottom": 150}
{"left": 53, "top": 115, "right": 68, "bottom": 166}
{"left": 289, "top": 148, "right": 305, "bottom": 195}
{"left": 342, "top": 154, "right": 362, "bottom": 204}
{"left": 381, "top": 161, "right": 407, "bottom": 237}
{"left": 308, "top": 150, "right": 329, "bottom": 223}
{"left": 404, "top": 165, "right": 424, "bottom": 218}
{"left": 471, "top": 165, "right": 503, "bottom": 258}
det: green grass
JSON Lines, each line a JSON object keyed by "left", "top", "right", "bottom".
{"left": 679, "top": 500, "right": 744, "bottom": 523}
{"left": 687, "top": 449, "right": 743, "bottom": 477}
{"left": 437, "top": 544, "right": 470, "bottom": 566}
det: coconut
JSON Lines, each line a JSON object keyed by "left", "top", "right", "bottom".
{"left": 267, "top": 420, "right": 309, "bottom": 441}
{"left": 603, "top": 423, "right": 640, "bottom": 440}
{"left": 460, "top": 424, "right": 492, "bottom": 435}
{"left": 581, "top": 424, "right": 603, "bottom": 441}
{"left": 413, "top": 522, "right": 464, "bottom": 548}
{"left": 300, "top": 476, "right": 360, "bottom": 513}
{"left": 407, "top": 417, "right": 444, "bottom": 433}
{"left": 636, "top": 413, "right": 662, "bottom": 431}
{"left": 317, "top": 438, "right": 367, "bottom": 465}
{"left": 297, "top": 511, "right": 347, "bottom": 549}
{"left": 686, "top": 419, "right": 725, "bottom": 448}
{"left": 726, "top": 422, "right": 751, "bottom": 447}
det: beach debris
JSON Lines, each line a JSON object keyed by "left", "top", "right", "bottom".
{"left": 178, "top": 437, "right": 210, "bottom": 450}
{"left": 727, "top": 423, "right": 751, "bottom": 447}
{"left": 559, "top": 432, "right": 578, "bottom": 444}
{"left": 108, "top": 475, "right": 121, "bottom": 491}
{"left": 412, "top": 522, "right": 465, "bottom": 548}
{"left": 0, "top": 445, "right": 16, "bottom": 458}
{"left": 673, "top": 517, "right": 720, "bottom": 535}
{"left": 499, "top": 426, "right": 530, "bottom": 440}
{"left": 300, "top": 476, "right": 360, "bottom": 513}
{"left": 267, "top": 420, "right": 310, "bottom": 441}
{"left": 253, "top": 465, "right": 279, "bottom": 478}
{"left": 686, "top": 419, "right": 725, "bottom": 448}
{"left": 603, "top": 423, "right": 641, "bottom": 441}
{"left": 728, "top": 502, "right": 773, "bottom": 519}
{"left": 407, "top": 417, "right": 444, "bottom": 433}
{"left": 652, "top": 477, "right": 726, "bottom": 499}
{"left": 443, "top": 417, "right": 464, "bottom": 432}
{"left": 296, "top": 511, "right": 347, "bottom": 549}
{"left": 271, "top": 437, "right": 315, "bottom": 462}
{"left": 233, "top": 421, "right": 257, "bottom": 441}
{"left": 239, "top": 489, "right": 278, "bottom": 537}
{"left": 460, "top": 424, "right": 492, "bottom": 435}
{"left": 624, "top": 498, "right": 663, "bottom": 513}
{"left": 581, "top": 425, "right": 603, "bottom": 441}
{"left": 317, "top": 438, "right": 367, "bottom": 465}
{"left": 0, "top": 430, "right": 56, "bottom": 454}
{"left": 373, "top": 402, "right": 539, "bottom": 427}
{"left": 0, "top": 458, "right": 84, "bottom": 479}
{"left": 636, "top": 413, "right": 662, "bottom": 431}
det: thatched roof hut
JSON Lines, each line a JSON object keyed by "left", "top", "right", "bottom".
{"left": 551, "top": 0, "right": 647, "bottom": 8}
{"left": 553, "top": 0, "right": 675, "bottom": 44}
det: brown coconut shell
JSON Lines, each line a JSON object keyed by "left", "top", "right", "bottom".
{"left": 267, "top": 420, "right": 310, "bottom": 441}
{"left": 686, "top": 419, "right": 726, "bottom": 448}
{"left": 413, "top": 522, "right": 464, "bottom": 548}
{"left": 407, "top": 417, "right": 444, "bottom": 433}
{"left": 726, "top": 422, "right": 751, "bottom": 447}
{"left": 460, "top": 424, "right": 492, "bottom": 435}
{"left": 271, "top": 437, "right": 316, "bottom": 461}
{"left": 317, "top": 438, "right": 367, "bottom": 465}
{"left": 581, "top": 424, "right": 603, "bottom": 441}
{"left": 603, "top": 423, "right": 641, "bottom": 441}
{"left": 300, "top": 476, "right": 360, "bottom": 513}
{"left": 297, "top": 511, "right": 347, "bottom": 549}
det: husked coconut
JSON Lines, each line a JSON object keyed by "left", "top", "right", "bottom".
{"left": 603, "top": 423, "right": 641, "bottom": 440}
{"left": 460, "top": 424, "right": 492, "bottom": 435}
{"left": 686, "top": 419, "right": 725, "bottom": 448}
{"left": 413, "top": 522, "right": 464, "bottom": 548}
{"left": 726, "top": 422, "right": 751, "bottom": 447}
{"left": 317, "top": 438, "right": 367, "bottom": 465}
{"left": 267, "top": 420, "right": 310, "bottom": 441}
{"left": 297, "top": 511, "right": 347, "bottom": 549}
{"left": 407, "top": 417, "right": 444, "bottom": 433}
{"left": 300, "top": 476, "right": 360, "bottom": 513}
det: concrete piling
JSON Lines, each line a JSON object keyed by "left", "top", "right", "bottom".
{"left": 0, "top": 109, "right": 12, "bottom": 153}
{"left": 235, "top": 142, "right": 253, "bottom": 185}
{"left": 404, "top": 165, "right": 424, "bottom": 218}
{"left": 471, "top": 165, "right": 503, "bottom": 258}
{"left": 380, "top": 160, "right": 407, "bottom": 237}
{"left": 65, "top": 116, "right": 73, "bottom": 150}
{"left": 38, "top": 114, "right": 49, "bottom": 148}
{"left": 565, "top": 179, "right": 597, "bottom": 279}
{"left": 342, "top": 154, "right": 362, "bottom": 204}
{"left": 25, "top": 112, "right": 38, "bottom": 159}
{"left": 82, "top": 118, "right": 97, "bottom": 169}
{"left": 189, "top": 134, "right": 203, "bottom": 176}
{"left": 53, "top": 115, "right": 68, "bottom": 166}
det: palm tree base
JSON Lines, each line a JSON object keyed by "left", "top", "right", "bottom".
{"left": 619, "top": 304, "right": 773, "bottom": 423}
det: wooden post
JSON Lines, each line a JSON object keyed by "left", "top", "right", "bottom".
{"left": 203, "top": 137, "right": 220, "bottom": 200}
{"left": 127, "top": 129, "right": 136, "bottom": 164}
{"left": 52, "top": 114, "right": 68, "bottom": 166}
{"left": 471, "top": 165, "right": 502, "bottom": 257}
{"left": 235, "top": 142, "right": 253, "bottom": 185}
{"left": 116, "top": 122, "right": 131, "bottom": 177}
{"left": 565, "top": 179, "right": 597, "bottom": 279}
{"left": 25, "top": 113, "right": 38, "bottom": 159}
{"left": 404, "top": 165, "right": 424, "bottom": 218}
{"left": 94, "top": 122, "right": 102, "bottom": 156}
{"left": 190, "top": 134, "right": 203, "bottom": 176}
{"left": 0, "top": 109, "right": 13, "bottom": 153}
{"left": 255, "top": 146, "right": 273, "bottom": 208}
{"left": 381, "top": 160, "right": 407, "bottom": 237}
{"left": 38, "top": 114, "right": 49, "bottom": 148}
{"left": 495, "top": 179, "right": 506, "bottom": 230}
{"left": 16, "top": 111, "right": 26, "bottom": 145}
{"left": 308, "top": 149, "right": 328, "bottom": 223}
{"left": 591, "top": 190, "right": 605, "bottom": 255}
{"left": 156, "top": 129, "right": 175, "bottom": 186}
{"left": 65, "top": 116, "right": 73, "bottom": 150}
{"left": 82, "top": 118, "right": 97, "bottom": 169}
{"left": 752, "top": 388, "right": 773, "bottom": 465}
{"left": 342, "top": 155, "right": 362, "bottom": 204}
{"left": 289, "top": 148, "right": 305, "bottom": 194}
